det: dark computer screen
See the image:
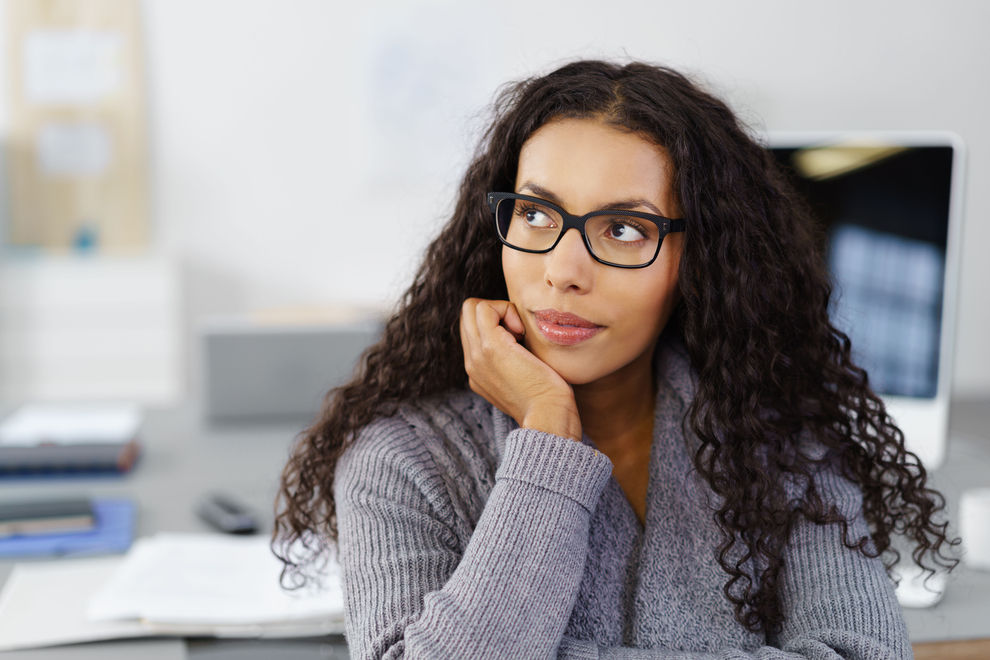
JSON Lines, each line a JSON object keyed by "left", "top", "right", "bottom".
{"left": 769, "top": 143, "right": 954, "bottom": 399}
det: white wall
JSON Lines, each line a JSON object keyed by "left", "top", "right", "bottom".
{"left": 3, "top": 0, "right": 990, "bottom": 399}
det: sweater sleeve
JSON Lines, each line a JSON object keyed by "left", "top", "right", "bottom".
{"left": 554, "top": 468, "right": 912, "bottom": 660}
{"left": 334, "top": 419, "right": 614, "bottom": 660}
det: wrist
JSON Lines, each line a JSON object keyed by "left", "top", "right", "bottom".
{"left": 521, "top": 400, "right": 582, "bottom": 442}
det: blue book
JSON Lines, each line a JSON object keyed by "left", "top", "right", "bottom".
{"left": 0, "top": 498, "right": 135, "bottom": 558}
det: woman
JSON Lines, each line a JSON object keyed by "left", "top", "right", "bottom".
{"left": 273, "top": 60, "right": 957, "bottom": 658}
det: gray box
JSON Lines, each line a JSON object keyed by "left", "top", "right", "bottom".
{"left": 201, "top": 320, "right": 382, "bottom": 424}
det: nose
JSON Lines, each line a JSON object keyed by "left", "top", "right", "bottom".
{"left": 544, "top": 228, "right": 594, "bottom": 292}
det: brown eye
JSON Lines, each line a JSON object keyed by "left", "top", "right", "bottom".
{"left": 606, "top": 221, "right": 646, "bottom": 242}
{"left": 517, "top": 205, "right": 555, "bottom": 228}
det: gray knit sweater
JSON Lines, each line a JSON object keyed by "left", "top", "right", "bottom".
{"left": 334, "top": 339, "right": 911, "bottom": 659}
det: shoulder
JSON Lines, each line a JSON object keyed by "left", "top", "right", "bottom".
{"left": 340, "top": 390, "right": 495, "bottom": 469}
{"left": 809, "top": 458, "right": 867, "bottom": 520}
{"left": 790, "top": 438, "right": 867, "bottom": 516}
{"left": 336, "top": 390, "right": 499, "bottom": 536}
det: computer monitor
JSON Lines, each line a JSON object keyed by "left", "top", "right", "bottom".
{"left": 767, "top": 131, "right": 965, "bottom": 470}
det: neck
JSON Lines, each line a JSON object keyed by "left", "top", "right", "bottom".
{"left": 573, "top": 345, "right": 657, "bottom": 454}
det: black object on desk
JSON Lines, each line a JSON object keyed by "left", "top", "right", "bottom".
{"left": 196, "top": 492, "right": 259, "bottom": 535}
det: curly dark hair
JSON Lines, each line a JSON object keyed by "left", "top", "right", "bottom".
{"left": 273, "top": 59, "right": 958, "bottom": 636}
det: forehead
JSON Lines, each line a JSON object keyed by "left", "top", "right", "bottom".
{"left": 515, "top": 117, "right": 674, "bottom": 210}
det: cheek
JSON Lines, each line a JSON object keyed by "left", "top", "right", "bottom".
{"left": 613, "top": 261, "right": 681, "bottom": 338}
{"left": 501, "top": 247, "right": 537, "bottom": 301}
{"left": 643, "top": 277, "right": 680, "bottom": 328}
{"left": 627, "top": 281, "right": 677, "bottom": 324}
{"left": 644, "top": 240, "right": 682, "bottom": 317}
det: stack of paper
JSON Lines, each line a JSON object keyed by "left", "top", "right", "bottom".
{"left": 89, "top": 533, "right": 344, "bottom": 627}
{"left": 0, "top": 533, "right": 344, "bottom": 652}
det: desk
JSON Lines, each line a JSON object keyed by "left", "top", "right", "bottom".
{"left": 1, "top": 400, "right": 989, "bottom": 658}
{"left": 902, "top": 398, "right": 990, "bottom": 653}
{"left": 0, "top": 404, "right": 348, "bottom": 659}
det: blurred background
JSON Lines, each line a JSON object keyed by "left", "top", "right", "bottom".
{"left": 0, "top": 0, "right": 987, "bottom": 408}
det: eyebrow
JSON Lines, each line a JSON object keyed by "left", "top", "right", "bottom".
{"left": 517, "top": 181, "right": 666, "bottom": 216}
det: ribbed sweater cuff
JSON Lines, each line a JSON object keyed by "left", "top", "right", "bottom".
{"left": 557, "top": 635, "right": 600, "bottom": 659}
{"left": 496, "top": 428, "right": 613, "bottom": 512}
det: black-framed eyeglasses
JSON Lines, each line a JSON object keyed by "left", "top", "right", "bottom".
{"left": 487, "top": 192, "right": 685, "bottom": 269}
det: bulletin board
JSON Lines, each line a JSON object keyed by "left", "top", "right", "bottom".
{"left": 4, "top": 0, "right": 148, "bottom": 252}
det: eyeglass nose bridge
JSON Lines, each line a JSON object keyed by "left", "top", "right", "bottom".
{"left": 544, "top": 212, "right": 598, "bottom": 258}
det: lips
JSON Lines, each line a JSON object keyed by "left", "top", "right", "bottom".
{"left": 532, "top": 309, "right": 603, "bottom": 346}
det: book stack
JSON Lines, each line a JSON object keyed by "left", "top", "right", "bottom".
{"left": 0, "top": 497, "right": 95, "bottom": 538}
{"left": 0, "top": 403, "right": 141, "bottom": 474}
{"left": 0, "top": 497, "right": 135, "bottom": 559}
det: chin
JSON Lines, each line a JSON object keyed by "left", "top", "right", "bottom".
{"left": 530, "top": 346, "right": 614, "bottom": 386}
{"left": 555, "top": 367, "right": 602, "bottom": 387}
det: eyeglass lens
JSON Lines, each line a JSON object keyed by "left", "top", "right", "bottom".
{"left": 495, "top": 197, "right": 662, "bottom": 267}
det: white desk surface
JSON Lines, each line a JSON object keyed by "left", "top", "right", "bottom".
{"left": 1, "top": 399, "right": 989, "bottom": 657}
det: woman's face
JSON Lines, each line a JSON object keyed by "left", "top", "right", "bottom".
{"left": 502, "top": 117, "right": 684, "bottom": 386}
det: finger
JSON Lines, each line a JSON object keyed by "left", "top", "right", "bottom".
{"left": 475, "top": 299, "right": 522, "bottom": 329}
{"left": 459, "top": 299, "right": 481, "bottom": 357}
{"left": 502, "top": 303, "right": 525, "bottom": 341}
{"left": 475, "top": 301, "right": 518, "bottom": 351}
{"left": 473, "top": 300, "right": 524, "bottom": 339}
